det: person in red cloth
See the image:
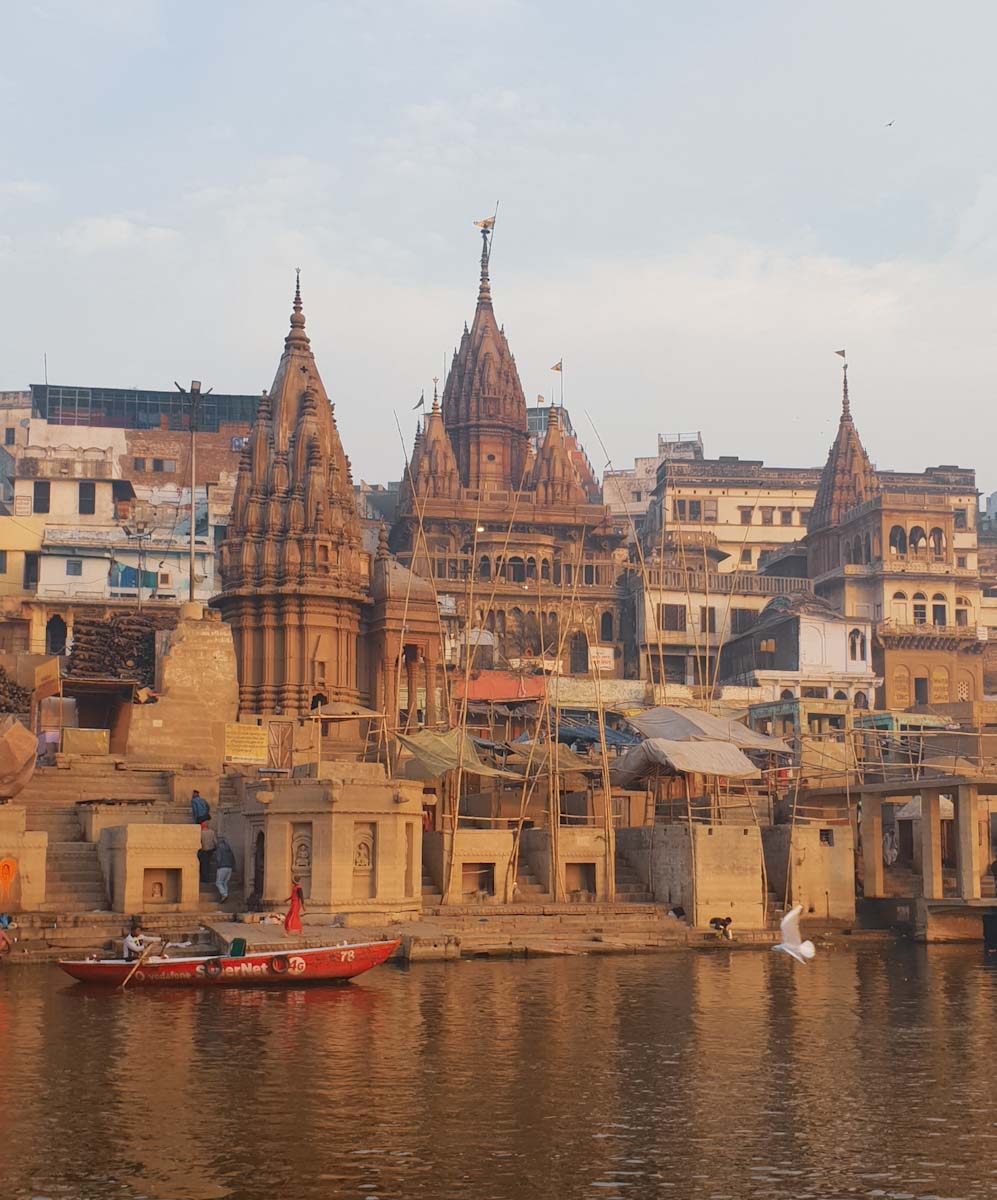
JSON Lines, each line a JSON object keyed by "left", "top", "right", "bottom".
{"left": 283, "top": 876, "right": 305, "bottom": 935}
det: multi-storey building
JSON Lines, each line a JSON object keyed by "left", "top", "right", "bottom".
{"left": 642, "top": 453, "right": 821, "bottom": 572}
{"left": 602, "top": 432, "right": 704, "bottom": 530}
{"left": 805, "top": 365, "right": 985, "bottom": 708}
{"left": 391, "top": 228, "right": 625, "bottom": 678}
{"left": 625, "top": 529, "right": 812, "bottom": 687}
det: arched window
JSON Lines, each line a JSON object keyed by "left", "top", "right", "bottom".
{"left": 46, "top": 614, "right": 67, "bottom": 656}
{"left": 852, "top": 536, "right": 863, "bottom": 565}
{"left": 834, "top": 690, "right": 848, "bottom": 700}
{"left": 929, "top": 527, "right": 945, "bottom": 559}
{"left": 854, "top": 690, "right": 869, "bottom": 710}
{"left": 780, "top": 688, "right": 795, "bottom": 701}
{"left": 891, "top": 591, "right": 908, "bottom": 623}
{"left": 889, "top": 526, "right": 907, "bottom": 556}
{"left": 600, "top": 611, "right": 614, "bottom": 642}
{"left": 526, "top": 557, "right": 537, "bottom": 581}
{"left": 843, "top": 540, "right": 853, "bottom": 565}
{"left": 478, "top": 555, "right": 491, "bottom": 581}
{"left": 909, "top": 526, "right": 926, "bottom": 556}
{"left": 931, "top": 593, "right": 947, "bottom": 626}
{"left": 955, "top": 596, "right": 971, "bottom": 627}
{"left": 540, "top": 559, "right": 551, "bottom": 582}
{"left": 912, "top": 592, "right": 927, "bottom": 625}
{"left": 508, "top": 556, "right": 526, "bottom": 583}
{"left": 569, "top": 631, "right": 589, "bottom": 674}
{"left": 849, "top": 628, "right": 866, "bottom": 661}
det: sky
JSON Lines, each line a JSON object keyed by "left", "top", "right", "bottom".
{"left": 2, "top": 1, "right": 996, "bottom": 495}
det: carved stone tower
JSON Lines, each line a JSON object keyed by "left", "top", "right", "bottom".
{"left": 442, "top": 227, "right": 530, "bottom": 491}
{"left": 216, "top": 275, "right": 368, "bottom": 716}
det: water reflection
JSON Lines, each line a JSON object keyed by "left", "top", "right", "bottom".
{"left": 2, "top": 947, "right": 996, "bottom": 1199}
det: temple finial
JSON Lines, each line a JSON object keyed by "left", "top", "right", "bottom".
{"left": 842, "top": 361, "right": 850, "bottom": 418}
{"left": 286, "top": 268, "right": 309, "bottom": 348}
{"left": 376, "top": 521, "right": 389, "bottom": 559}
{"left": 432, "top": 376, "right": 440, "bottom": 413}
{"left": 475, "top": 217, "right": 494, "bottom": 305}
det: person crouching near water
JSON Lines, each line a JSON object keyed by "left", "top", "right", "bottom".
{"left": 123, "top": 924, "right": 161, "bottom": 962}
{"left": 283, "top": 876, "right": 305, "bottom": 936}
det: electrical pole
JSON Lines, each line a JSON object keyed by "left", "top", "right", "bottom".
{"left": 175, "top": 379, "right": 208, "bottom": 603}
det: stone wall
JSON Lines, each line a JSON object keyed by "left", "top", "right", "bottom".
{"left": 761, "top": 824, "right": 856, "bottom": 922}
{"left": 98, "top": 822, "right": 200, "bottom": 914}
{"left": 126, "top": 608, "right": 238, "bottom": 768}
{"left": 0, "top": 805, "right": 47, "bottom": 910}
{"left": 617, "top": 823, "right": 766, "bottom": 928}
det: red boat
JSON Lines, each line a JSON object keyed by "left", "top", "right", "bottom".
{"left": 57, "top": 939, "right": 400, "bottom": 987}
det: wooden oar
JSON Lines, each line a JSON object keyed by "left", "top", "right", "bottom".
{"left": 119, "top": 939, "right": 161, "bottom": 990}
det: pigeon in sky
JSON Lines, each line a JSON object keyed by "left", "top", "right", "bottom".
{"left": 885, "top": 120, "right": 895, "bottom": 127}
{"left": 772, "top": 905, "right": 816, "bottom": 964}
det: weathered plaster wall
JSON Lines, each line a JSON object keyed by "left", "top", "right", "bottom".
{"left": 762, "top": 824, "right": 856, "bottom": 921}
{"left": 126, "top": 611, "right": 238, "bottom": 768}
{"left": 98, "top": 823, "right": 200, "bottom": 914}
{"left": 0, "top": 805, "right": 47, "bottom": 909}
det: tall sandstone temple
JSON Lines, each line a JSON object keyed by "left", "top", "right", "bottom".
{"left": 392, "top": 228, "right": 624, "bottom": 675}
{"left": 214, "top": 278, "right": 440, "bottom": 719}
{"left": 805, "top": 363, "right": 983, "bottom": 709}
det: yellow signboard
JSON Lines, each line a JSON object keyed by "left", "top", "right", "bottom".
{"left": 224, "top": 723, "right": 268, "bottom": 765}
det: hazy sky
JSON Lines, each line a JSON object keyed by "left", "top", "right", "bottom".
{"left": 2, "top": 2, "right": 996, "bottom": 494}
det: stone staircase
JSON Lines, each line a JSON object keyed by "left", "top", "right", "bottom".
{"left": 17, "top": 762, "right": 185, "bottom": 914}
{"left": 514, "top": 858, "right": 551, "bottom": 904}
{"left": 614, "top": 853, "right": 654, "bottom": 903}
{"left": 421, "top": 864, "right": 442, "bottom": 908}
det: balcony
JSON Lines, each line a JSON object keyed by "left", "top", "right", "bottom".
{"left": 877, "top": 620, "right": 986, "bottom": 646}
{"left": 642, "top": 568, "right": 811, "bottom": 596}
{"left": 17, "top": 456, "right": 114, "bottom": 480}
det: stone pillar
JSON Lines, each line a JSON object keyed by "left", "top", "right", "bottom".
{"left": 425, "top": 654, "right": 438, "bottom": 728}
{"left": 862, "top": 795, "right": 884, "bottom": 898}
{"left": 920, "top": 788, "right": 944, "bottom": 900}
{"left": 954, "top": 784, "right": 981, "bottom": 900}
{"left": 405, "top": 648, "right": 419, "bottom": 729}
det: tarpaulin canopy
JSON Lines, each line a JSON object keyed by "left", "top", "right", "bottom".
{"left": 610, "top": 737, "right": 761, "bottom": 788}
{"left": 314, "top": 701, "right": 382, "bottom": 718}
{"left": 504, "top": 741, "right": 601, "bottom": 775}
{"left": 394, "top": 729, "right": 520, "bottom": 779}
{"left": 513, "top": 720, "right": 638, "bottom": 749}
{"left": 628, "top": 706, "right": 790, "bottom": 754}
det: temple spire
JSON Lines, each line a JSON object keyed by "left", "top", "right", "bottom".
{"left": 477, "top": 226, "right": 492, "bottom": 306}
{"left": 285, "top": 267, "right": 310, "bottom": 351}
{"left": 808, "top": 361, "right": 879, "bottom": 533}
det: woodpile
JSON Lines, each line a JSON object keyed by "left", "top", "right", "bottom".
{"left": 66, "top": 612, "right": 178, "bottom": 688}
{"left": 0, "top": 666, "right": 31, "bottom": 714}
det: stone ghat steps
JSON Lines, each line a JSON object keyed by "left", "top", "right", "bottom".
{"left": 41, "top": 842, "right": 108, "bottom": 913}
{"left": 420, "top": 904, "right": 670, "bottom": 930}
{"left": 3, "top": 914, "right": 214, "bottom": 963}
{"left": 614, "top": 858, "right": 654, "bottom": 904}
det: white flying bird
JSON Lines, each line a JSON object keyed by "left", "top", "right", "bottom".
{"left": 772, "top": 905, "right": 816, "bottom": 964}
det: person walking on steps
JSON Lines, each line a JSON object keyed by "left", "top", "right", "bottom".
{"left": 215, "top": 837, "right": 236, "bottom": 904}
{"left": 191, "top": 790, "right": 211, "bottom": 824}
{"left": 283, "top": 876, "right": 305, "bottom": 936}
{"left": 198, "top": 821, "right": 218, "bottom": 883}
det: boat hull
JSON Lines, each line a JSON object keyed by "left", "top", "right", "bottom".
{"left": 58, "top": 940, "right": 400, "bottom": 987}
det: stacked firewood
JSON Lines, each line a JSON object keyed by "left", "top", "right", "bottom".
{"left": 66, "top": 612, "right": 178, "bottom": 687}
{"left": 0, "top": 666, "right": 31, "bottom": 713}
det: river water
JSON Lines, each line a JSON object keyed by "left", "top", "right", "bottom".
{"left": 2, "top": 945, "right": 996, "bottom": 1200}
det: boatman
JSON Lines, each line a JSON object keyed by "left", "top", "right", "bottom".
{"left": 123, "top": 924, "right": 161, "bottom": 962}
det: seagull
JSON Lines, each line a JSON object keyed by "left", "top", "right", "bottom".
{"left": 772, "top": 905, "right": 816, "bottom": 964}
{"left": 885, "top": 120, "right": 895, "bottom": 127}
